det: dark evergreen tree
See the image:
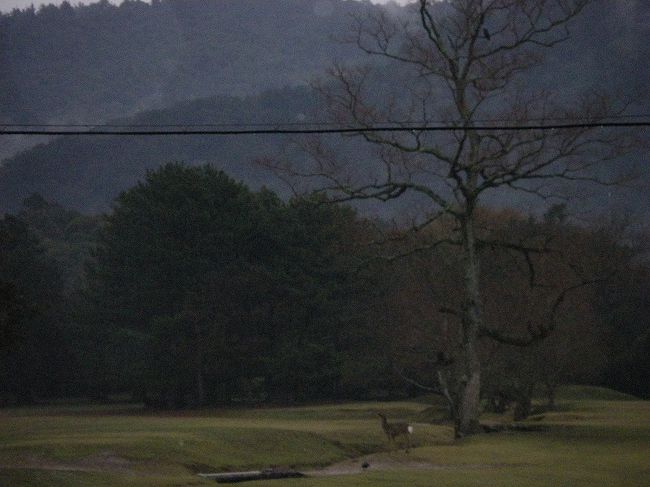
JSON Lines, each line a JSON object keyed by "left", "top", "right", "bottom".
{"left": 0, "top": 214, "right": 69, "bottom": 404}
{"left": 87, "top": 163, "right": 371, "bottom": 406}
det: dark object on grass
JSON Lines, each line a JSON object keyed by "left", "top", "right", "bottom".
{"left": 362, "top": 461, "right": 370, "bottom": 470}
{"left": 198, "top": 468, "right": 305, "bottom": 483}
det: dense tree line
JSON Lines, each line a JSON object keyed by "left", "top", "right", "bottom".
{"left": 358, "top": 206, "right": 647, "bottom": 418}
{"left": 1, "top": 164, "right": 648, "bottom": 411}
{"left": 1, "top": 0, "right": 648, "bottom": 423}
{"left": 84, "top": 163, "right": 376, "bottom": 406}
{"left": 0, "top": 195, "right": 100, "bottom": 403}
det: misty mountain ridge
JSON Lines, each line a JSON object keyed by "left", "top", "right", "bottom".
{"left": 0, "top": 87, "right": 324, "bottom": 213}
{"left": 2, "top": 0, "right": 647, "bottom": 127}
{"left": 0, "top": 0, "right": 373, "bottom": 126}
{"left": 0, "top": 0, "right": 648, "bottom": 217}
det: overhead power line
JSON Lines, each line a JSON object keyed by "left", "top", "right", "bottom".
{"left": 2, "top": 112, "right": 650, "bottom": 129}
{"left": 0, "top": 121, "right": 649, "bottom": 136}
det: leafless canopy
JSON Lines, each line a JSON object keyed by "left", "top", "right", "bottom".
{"left": 265, "top": 0, "right": 639, "bottom": 436}
{"left": 272, "top": 0, "right": 633, "bottom": 224}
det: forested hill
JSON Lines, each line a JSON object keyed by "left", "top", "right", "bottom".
{"left": 0, "top": 0, "right": 373, "bottom": 125}
{"left": 1, "top": 82, "right": 647, "bottom": 217}
{"left": 0, "top": 0, "right": 648, "bottom": 214}
{"left": 2, "top": 0, "right": 647, "bottom": 128}
{"left": 0, "top": 86, "right": 325, "bottom": 213}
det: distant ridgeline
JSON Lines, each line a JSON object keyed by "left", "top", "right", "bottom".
{"left": 0, "top": 0, "right": 648, "bottom": 215}
{"left": 0, "top": 87, "right": 328, "bottom": 213}
{"left": 0, "top": 0, "right": 372, "bottom": 124}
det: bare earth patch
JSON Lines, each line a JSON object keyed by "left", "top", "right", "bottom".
{"left": 0, "top": 451, "right": 136, "bottom": 474}
{"left": 3, "top": 452, "right": 523, "bottom": 479}
{"left": 306, "top": 454, "right": 517, "bottom": 477}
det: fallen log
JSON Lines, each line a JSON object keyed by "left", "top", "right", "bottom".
{"left": 198, "top": 468, "right": 305, "bottom": 483}
{"left": 480, "top": 422, "right": 549, "bottom": 433}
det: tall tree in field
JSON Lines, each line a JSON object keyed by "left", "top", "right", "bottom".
{"left": 272, "top": 0, "right": 634, "bottom": 436}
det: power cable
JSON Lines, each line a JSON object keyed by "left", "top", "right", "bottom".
{"left": 1, "top": 121, "right": 649, "bottom": 136}
{"left": 1, "top": 113, "right": 650, "bottom": 129}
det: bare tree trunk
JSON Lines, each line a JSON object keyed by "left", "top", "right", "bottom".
{"left": 436, "top": 370, "right": 456, "bottom": 421}
{"left": 546, "top": 382, "right": 557, "bottom": 410}
{"left": 457, "top": 211, "right": 483, "bottom": 437}
{"left": 195, "top": 357, "right": 205, "bottom": 407}
{"left": 194, "top": 324, "right": 206, "bottom": 407}
{"left": 514, "top": 382, "right": 535, "bottom": 421}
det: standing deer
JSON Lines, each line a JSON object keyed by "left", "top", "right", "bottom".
{"left": 377, "top": 413, "right": 413, "bottom": 453}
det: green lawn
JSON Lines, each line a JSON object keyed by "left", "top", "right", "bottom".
{"left": 1, "top": 388, "right": 648, "bottom": 486}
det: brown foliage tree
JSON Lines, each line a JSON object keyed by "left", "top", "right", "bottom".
{"left": 270, "top": 0, "right": 635, "bottom": 436}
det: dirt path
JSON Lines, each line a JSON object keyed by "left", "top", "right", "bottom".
{"left": 305, "top": 453, "right": 513, "bottom": 477}
{"left": 0, "top": 452, "right": 136, "bottom": 474}
{"left": 2, "top": 452, "right": 517, "bottom": 478}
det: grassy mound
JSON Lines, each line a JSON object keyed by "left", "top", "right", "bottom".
{"left": 554, "top": 385, "right": 638, "bottom": 401}
{"left": 1, "top": 396, "right": 648, "bottom": 486}
{"left": 0, "top": 401, "right": 447, "bottom": 486}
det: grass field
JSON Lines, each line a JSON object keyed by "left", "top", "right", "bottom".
{"left": 0, "top": 387, "right": 648, "bottom": 486}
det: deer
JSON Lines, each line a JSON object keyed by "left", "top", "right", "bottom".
{"left": 377, "top": 412, "right": 413, "bottom": 453}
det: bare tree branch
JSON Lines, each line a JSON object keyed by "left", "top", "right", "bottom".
{"left": 479, "top": 277, "right": 600, "bottom": 346}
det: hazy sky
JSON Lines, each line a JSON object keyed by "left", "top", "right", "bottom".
{"left": 0, "top": 0, "right": 414, "bottom": 14}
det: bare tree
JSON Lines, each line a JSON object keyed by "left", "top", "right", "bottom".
{"left": 269, "top": 0, "right": 635, "bottom": 437}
